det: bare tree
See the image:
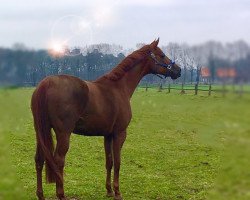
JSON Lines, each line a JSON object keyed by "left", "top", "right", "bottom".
{"left": 178, "top": 46, "right": 194, "bottom": 93}
{"left": 163, "top": 42, "right": 181, "bottom": 62}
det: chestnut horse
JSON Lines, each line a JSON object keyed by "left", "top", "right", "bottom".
{"left": 31, "top": 39, "right": 181, "bottom": 200}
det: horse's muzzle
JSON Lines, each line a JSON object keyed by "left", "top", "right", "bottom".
{"left": 171, "top": 68, "right": 181, "bottom": 80}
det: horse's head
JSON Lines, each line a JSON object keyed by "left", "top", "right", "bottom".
{"left": 146, "top": 38, "right": 181, "bottom": 80}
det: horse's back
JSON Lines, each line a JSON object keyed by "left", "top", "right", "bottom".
{"left": 35, "top": 75, "right": 89, "bottom": 105}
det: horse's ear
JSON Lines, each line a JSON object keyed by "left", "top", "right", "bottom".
{"left": 155, "top": 37, "right": 160, "bottom": 45}
{"left": 150, "top": 38, "right": 160, "bottom": 49}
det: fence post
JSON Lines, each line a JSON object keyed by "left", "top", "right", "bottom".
{"left": 168, "top": 83, "right": 171, "bottom": 93}
{"left": 158, "top": 83, "right": 162, "bottom": 92}
{"left": 195, "top": 83, "right": 198, "bottom": 95}
{"left": 180, "top": 82, "right": 185, "bottom": 94}
{"left": 208, "top": 83, "right": 212, "bottom": 96}
{"left": 195, "top": 66, "right": 201, "bottom": 95}
{"left": 146, "top": 83, "right": 148, "bottom": 92}
{"left": 222, "top": 81, "right": 226, "bottom": 97}
{"left": 239, "top": 83, "right": 243, "bottom": 98}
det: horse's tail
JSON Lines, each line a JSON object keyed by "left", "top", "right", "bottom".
{"left": 31, "top": 79, "right": 61, "bottom": 184}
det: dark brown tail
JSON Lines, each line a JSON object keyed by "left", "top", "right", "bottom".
{"left": 31, "top": 80, "right": 61, "bottom": 183}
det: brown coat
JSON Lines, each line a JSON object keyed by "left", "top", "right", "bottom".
{"left": 31, "top": 39, "right": 181, "bottom": 200}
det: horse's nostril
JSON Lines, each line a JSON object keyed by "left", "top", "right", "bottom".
{"left": 178, "top": 68, "right": 182, "bottom": 76}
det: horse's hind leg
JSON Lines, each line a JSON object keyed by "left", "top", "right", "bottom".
{"left": 104, "top": 136, "right": 114, "bottom": 197}
{"left": 35, "top": 144, "right": 45, "bottom": 200}
{"left": 54, "top": 132, "right": 71, "bottom": 200}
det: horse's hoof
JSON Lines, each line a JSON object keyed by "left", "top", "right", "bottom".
{"left": 57, "top": 194, "right": 67, "bottom": 200}
{"left": 37, "top": 195, "right": 45, "bottom": 200}
{"left": 106, "top": 192, "right": 114, "bottom": 197}
{"left": 114, "top": 195, "right": 123, "bottom": 200}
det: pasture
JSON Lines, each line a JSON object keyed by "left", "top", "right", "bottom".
{"left": 0, "top": 87, "right": 250, "bottom": 199}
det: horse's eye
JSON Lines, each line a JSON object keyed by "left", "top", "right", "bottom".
{"left": 161, "top": 54, "right": 165, "bottom": 58}
{"left": 150, "top": 53, "right": 156, "bottom": 58}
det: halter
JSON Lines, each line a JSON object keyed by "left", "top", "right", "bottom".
{"left": 150, "top": 52, "right": 175, "bottom": 70}
{"left": 150, "top": 52, "right": 175, "bottom": 79}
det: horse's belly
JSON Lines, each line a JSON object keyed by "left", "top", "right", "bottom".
{"left": 72, "top": 117, "right": 113, "bottom": 136}
{"left": 73, "top": 126, "right": 107, "bottom": 136}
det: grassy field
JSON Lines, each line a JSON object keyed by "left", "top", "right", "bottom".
{"left": 0, "top": 87, "right": 250, "bottom": 200}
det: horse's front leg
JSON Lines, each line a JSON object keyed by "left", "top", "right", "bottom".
{"left": 104, "top": 135, "right": 114, "bottom": 197}
{"left": 113, "top": 131, "right": 126, "bottom": 200}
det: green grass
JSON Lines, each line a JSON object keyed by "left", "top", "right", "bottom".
{"left": 0, "top": 87, "right": 250, "bottom": 199}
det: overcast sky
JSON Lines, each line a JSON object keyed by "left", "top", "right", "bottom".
{"left": 1, "top": 0, "right": 250, "bottom": 49}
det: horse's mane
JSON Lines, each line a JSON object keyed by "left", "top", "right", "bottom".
{"left": 104, "top": 45, "right": 150, "bottom": 81}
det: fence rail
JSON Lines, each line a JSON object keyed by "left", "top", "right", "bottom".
{"left": 139, "top": 83, "right": 250, "bottom": 96}
{"left": 23, "top": 81, "right": 250, "bottom": 96}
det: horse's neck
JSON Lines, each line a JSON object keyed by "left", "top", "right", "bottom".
{"left": 121, "top": 63, "right": 149, "bottom": 97}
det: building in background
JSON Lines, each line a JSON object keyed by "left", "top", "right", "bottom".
{"left": 201, "top": 67, "right": 211, "bottom": 84}
{"left": 216, "top": 68, "right": 237, "bottom": 83}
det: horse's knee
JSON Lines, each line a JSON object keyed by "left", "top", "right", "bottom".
{"left": 55, "top": 156, "right": 65, "bottom": 171}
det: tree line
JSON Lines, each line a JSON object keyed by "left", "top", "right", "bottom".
{"left": 0, "top": 48, "right": 125, "bottom": 86}
{"left": 0, "top": 41, "right": 250, "bottom": 86}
